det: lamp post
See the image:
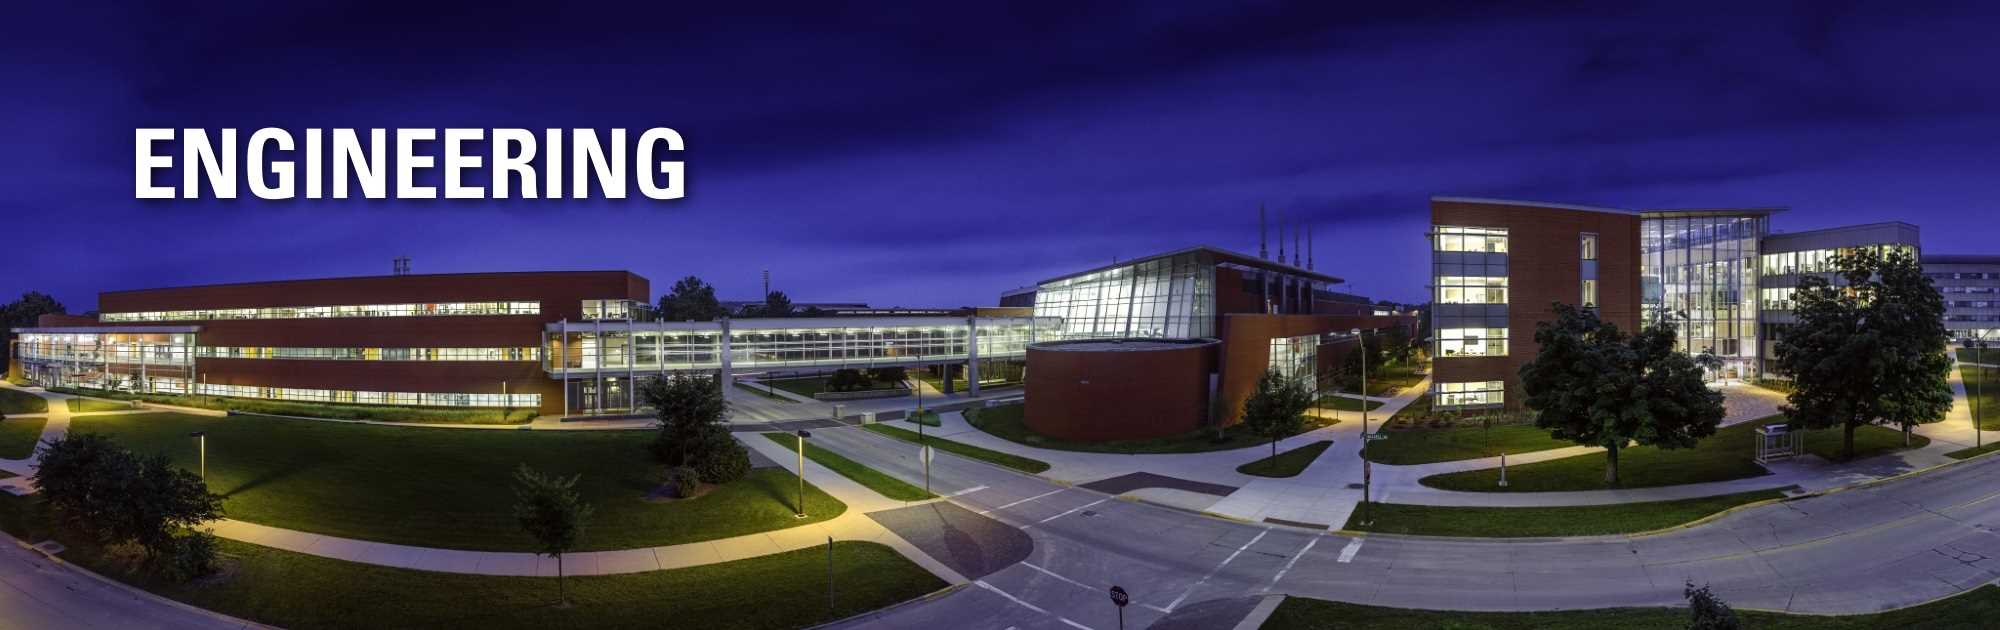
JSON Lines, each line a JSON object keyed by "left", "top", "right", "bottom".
{"left": 188, "top": 431, "right": 207, "bottom": 484}
{"left": 1975, "top": 338, "right": 1988, "bottom": 449}
{"left": 1352, "top": 328, "right": 1370, "bottom": 525}
{"left": 794, "top": 429, "right": 812, "bottom": 518}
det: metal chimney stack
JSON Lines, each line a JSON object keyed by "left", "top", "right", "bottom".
{"left": 1259, "top": 204, "right": 1268, "bottom": 259}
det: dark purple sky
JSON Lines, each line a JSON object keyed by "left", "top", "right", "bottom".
{"left": 6, "top": 2, "right": 1999, "bottom": 312}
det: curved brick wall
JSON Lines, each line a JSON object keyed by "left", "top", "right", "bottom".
{"left": 1023, "top": 339, "right": 1218, "bottom": 441}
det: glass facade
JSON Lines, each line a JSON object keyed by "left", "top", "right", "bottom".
{"left": 1435, "top": 327, "right": 1507, "bottom": 358}
{"left": 1641, "top": 213, "right": 1767, "bottom": 380}
{"left": 1762, "top": 244, "right": 1916, "bottom": 276}
{"left": 193, "top": 346, "right": 540, "bottom": 361}
{"left": 1436, "top": 380, "right": 1504, "bottom": 408}
{"left": 1033, "top": 252, "right": 1215, "bottom": 340}
{"left": 546, "top": 317, "right": 1049, "bottom": 374}
{"left": 101, "top": 301, "right": 540, "bottom": 322}
{"left": 1268, "top": 334, "right": 1318, "bottom": 390}
{"left": 1430, "top": 224, "right": 1510, "bottom": 408}
{"left": 15, "top": 332, "right": 196, "bottom": 393}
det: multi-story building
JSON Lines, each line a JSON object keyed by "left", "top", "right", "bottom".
{"left": 1925, "top": 254, "right": 2000, "bottom": 343}
{"left": 1430, "top": 198, "right": 1922, "bottom": 411}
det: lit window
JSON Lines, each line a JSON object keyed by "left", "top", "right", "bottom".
{"left": 1580, "top": 233, "right": 1598, "bottom": 260}
{"left": 1582, "top": 280, "right": 1598, "bottom": 308}
{"left": 1436, "top": 328, "right": 1507, "bottom": 357}
{"left": 1433, "top": 226, "right": 1509, "bottom": 253}
{"left": 1435, "top": 276, "right": 1509, "bottom": 304}
{"left": 1434, "top": 381, "right": 1505, "bottom": 408}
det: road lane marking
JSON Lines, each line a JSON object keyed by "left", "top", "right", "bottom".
{"left": 1057, "top": 617, "right": 1093, "bottom": 630}
{"left": 976, "top": 580, "right": 1048, "bottom": 614}
{"left": 979, "top": 489, "right": 1066, "bottom": 515}
{"left": 1021, "top": 562, "right": 1094, "bottom": 590}
{"left": 1039, "top": 498, "right": 1108, "bottom": 523}
{"left": 1265, "top": 536, "right": 1321, "bottom": 592}
{"left": 946, "top": 485, "right": 989, "bottom": 497}
{"left": 1337, "top": 537, "right": 1365, "bottom": 563}
{"left": 1165, "top": 527, "right": 1269, "bottom": 612}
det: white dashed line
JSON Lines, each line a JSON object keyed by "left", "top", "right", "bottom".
{"left": 1164, "top": 527, "right": 1269, "bottom": 612}
{"left": 946, "top": 485, "right": 989, "bottom": 497}
{"left": 1020, "top": 561, "right": 1095, "bottom": 590}
{"left": 1265, "top": 536, "right": 1321, "bottom": 592}
{"left": 978, "top": 489, "right": 1066, "bottom": 515}
{"left": 1336, "top": 537, "right": 1365, "bottom": 563}
{"left": 1058, "top": 617, "right": 1093, "bottom": 630}
{"left": 1039, "top": 498, "right": 1108, "bottom": 523}
{"left": 976, "top": 580, "right": 1048, "bottom": 614}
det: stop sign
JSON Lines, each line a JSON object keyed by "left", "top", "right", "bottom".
{"left": 1108, "top": 585, "right": 1129, "bottom": 607}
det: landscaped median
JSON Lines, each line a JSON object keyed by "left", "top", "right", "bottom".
{"left": 1237, "top": 441, "right": 1333, "bottom": 478}
{"left": 0, "top": 493, "right": 944, "bottom": 630}
{"left": 862, "top": 423, "right": 1050, "bottom": 474}
{"left": 964, "top": 402, "right": 1337, "bottom": 455}
{"left": 1342, "top": 488, "right": 1791, "bottom": 538}
{"left": 761, "top": 432, "right": 934, "bottom": 501}
{"left": 67, "top": 412, "right": 846, "bottom": 551}
{"left": 0, "top": 387, "right": 49, "bottom": 414}
{"left": 69, "top": 397, "right": 136, "bottom": 413}
{"left": 1360, "top": 395, "right": 1574, "bottom": 465}
{"left": 1261, "top": 584, "right": 2000, "bottom": 629}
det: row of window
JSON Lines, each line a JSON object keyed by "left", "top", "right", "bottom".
{"left": 1951, "top": 301, "right": 1999, "bottom": 309}
{"left": 1948, "top": 315, "right": 2000, "bottom": 322}
{"left": 1930, "top": 272, "right": 2000, "bottom": 280}
{"left": 1435, "top": 276, "right": 1509, "bottom": 304}
{"left": 1942, "top": 286, "right": 1999, "bottom": 293}
{"left": 195, "top": 346, "right": 541, "bottom": 361}
{"left": 1760, "top": 245, "right": 1916, "bottom": 276}
{"left": 101, "top": 301, "right": 541, "bottom": 322}
{"left": 1434, "top": 381, "right": 1505, "bottom": 408}
{"left": 58, "top": 376, "right": 539, "bottom": 408}
{"left": 1433, "top": 226, "right": 1510, "bottom": 253}
{"left": 1436, "top": 328, "right": 1507, "bottom": 357}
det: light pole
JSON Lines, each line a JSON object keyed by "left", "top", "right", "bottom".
{"left": 1975, "top": 338, "right": 1988, "bottom": 449}
{"left": 1352, "top": 328, "right": 1371, "bottom": 526}
{"left": 794, "top": 429, "right": 812, "bottom": 518}
{"left": 189, "top": 431, "right": 207, "bottom": 484}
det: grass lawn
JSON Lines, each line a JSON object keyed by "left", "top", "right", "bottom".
{"left": 1421, "top": 419, "right": 1923, "bottom": 492}
{"left": 0, "top": 387, "right": 49, "bottom": 414}
{"left": 1316, "top": 396, "right": 1383, "bottom": 412}
{"left": 47, "top": 387, "right": 534, "bottom": 424}
{"left": 1366, "top": 424, "right": 1573, "bottom": 465}
{"left": 0, "top": 494, "right": 941, "bottom": 630}
{"left": 1963, "top": 362, "right": 2000, "bottom": 430}
{"left": 69, "top": 397, "right": 137, "bottom": 413}
{"left": 1237, "top": 441, "right": 1333, "bottom": 478}
{"left": 768, "top": 376, "right": 907, "bottom": 399}
{"left": 1947, "top": 442, "right": 2000, "bottom": 460}
{"left": 734, "top": 382, "right": 800, "bottom": 403}
{"left": 1801, "top": 424, "right": 1930, "bottom": 461}
{"left": 761, "top": 432, "right": 934, "bottom": 501}
{"left": 965, "top": 403, "right": 1337, "bottom": 455}
{"left": 1263, "top": 584, "right": 2000, "bottom": 630}
{"left": 67, "top": 412, "right": 845, "bottom": 551}
{"left": 1329, "top": 365, "right": 1426, "bottom": 398}
{"left": 863, "top": 423, "right": 1050, "bottom": 474}
{"left": 917, "top": 373, "right": 1021, "bottom": 394}
{"left": 0, "top": 416, "right": 48, "bottom": 459}
{"left": 1343, "top": 489, "right": 1788, "bottom": 538}
{"left": 1750, "top": 378, "right": 1795, "bottom": 395}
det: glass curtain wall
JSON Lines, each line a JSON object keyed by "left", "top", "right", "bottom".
{"left": 14, "top": 332, "right": 195, "bottom": 393}
{"left": 546, "top": 319, "right": 1043, "bottom": 373}
{"left": 1268, "top": 334, "right": 1318, "bottom": 392}
{"left": 1641, "top": 214, "right": 1767, "bottom": 381}
{"left": 1032, "top": 252, "right": 1215, "bottom": 340}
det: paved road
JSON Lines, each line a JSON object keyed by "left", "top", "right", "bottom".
{"left": 0, "top": 536, "right": 253, "bottom": 629}
{"left": 811, "top": 421, "right": 2000, "bottom": 629}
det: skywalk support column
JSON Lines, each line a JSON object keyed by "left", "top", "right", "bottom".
{"left": 718, "top": 317, "right": 734, "bottom": 391}
{"left": 966, "top": 317, "right": 980, "bottom": 396}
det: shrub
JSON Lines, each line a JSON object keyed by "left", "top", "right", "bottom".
{"left": 1685, "top": 581, "right": 1740, "bottom": 630}
{"left": 691, "top": 432, "right": 751, "bottom": 484}
{"left": 33, "top": 433, "right": 224, "bottom": 581}
{"left": 665, "top": 466, "right": 702, "bottom": 498}
{"left": 641, "top": 373, "right": 730, "bottom": 465}
{"left": 826, "top": 369, "right": 871, "bottom": 392}
{"left": 868, "top": 366, "right": 907, "bottom": 385}
{"left": 149, "top": 531, "right": 221, "bottom": 581}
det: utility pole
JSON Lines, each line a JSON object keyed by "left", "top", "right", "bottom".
{"left": 1352, "top": 328, "right": 1371, "bottom": 526}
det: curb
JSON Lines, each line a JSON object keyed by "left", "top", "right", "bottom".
{"left": 805, "top": 582, "right": 971, "bottom": 629}
{"left": 5, "top": 532, "right": 270, "bottom": 629}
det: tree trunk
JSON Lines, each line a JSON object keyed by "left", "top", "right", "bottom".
{"left": 558, "top": 554, "right": 566, "bottom": 606}
{"left": 1903, "top": 424, "right": 1912, "bottom": 447}
{"left": 1603, "top": 444, "right": 1620, "bottom": 486}
{"left": 1844, "top": 422, "right": 1857, "bottom": 462}
{"left": 1270, "top": 438, "right": 1279, "bottom": 472}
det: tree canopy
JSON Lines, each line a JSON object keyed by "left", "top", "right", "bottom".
{"left": 640, "top": 372, "right": 750, "bottom": 484}
{"left": 657, "top": 276, "right": 725, "bottom": 322}
{"left": 1518, "top": 303, "right": 1725, "bottom": 485}
{"left": 1772, "top": 248, "right": 1952, "bottom": 459}
{"left": 3, "top": 291, "right": 67, "bottom": 363}
{"left": 33, "top": 433, "right": 224, "bottom": 579}
{"left": 1240, "top": 369, "right": 1315, "bottom": 468}
{"left": 512, "top": 464, "right": 594, "bottom": 605}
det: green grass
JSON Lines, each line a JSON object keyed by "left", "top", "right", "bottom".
{"left": 1343, "top": 489, "right": 1788, "bottom": 538}
{"left": 0, "top": 416, "right": 48, "bottom": 459}
{"left": 1961, "top": 347, "right": 1996, "bottom": 365}
{"left": 1365, "top": 424, "right": 1573, "bottom": 465}
{"left": 0, "top": 494, "right": 942, "bottom": 630}
{"left": 1264, "top": 584, "right": 2000, "bottom": 630}
{"left": 734, "top": 382, "right": 800, "bottom": 403}
{"left": 1421, "top": 419, "right": 1923, "bottom": 492}
{"left": 68, "top": 397, "right": 136, "bottom": 413}
{"left": 1963, "top": 362, "right": 2000, "bottom": 430}
{"left": 0, "top": 387, "right": 49, "bottom": 414}
{"left": 1316, "top": 396, "right": 1384, "bottom": 412}
{"left": 768, "top": 377, "right": 906, "bottom": 398}
{"left": 863, "top": 423, "right": 1050, "bottom": 474}
{"left": 903, "top": 409, "right": 941, "bottom": 427}
{"left": 67, "top": 412, "right": 845, "bottom": 551}
{"left": 1947, "top": 442, "right": 2000, "bottom": 460}
{"left": 1330, "top": 364, "right": 1426, "bottom": 397}
{"left": 1237, "top": 441, "right": 1333, "bottom": 478}
{"left": 964, "top": 403, "right": 1336, "bottom": 454}
{"left": 761, "top": 432, "right": 934, "bottom": 501}
{"left": 47, "top": 387, "right": 535, "bottom": 424}
{"left": 1802, "top": 424, "right": 1930, "bottom": 461}
{"left": 1750, "top": 378, "right": 1795, "bottom": 395}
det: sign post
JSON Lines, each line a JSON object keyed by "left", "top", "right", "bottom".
{"left": 1108, "top": 585, "right": 1129, "bottom": 630}
{"left": 795, "top": 430, "right": 812, "bottom": 518}
{"left": 921, "top": 445, "right": 934, "bottom": 494}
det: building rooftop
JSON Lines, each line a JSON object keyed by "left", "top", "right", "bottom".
{"left": 1037, "top": 245, "right": 1343, "bottom": 286}
{"left": 1028, "top": 338, "right": 1220, "bottom": 352}
{"left": 1639, "top": 207, "right": 1788, "bottom": 219}
{"left": 1431, "top": 196, "right": 1637, "bottom": 215}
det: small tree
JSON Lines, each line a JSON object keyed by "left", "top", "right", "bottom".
{"left": 657, "top": 276, "right": 725, "bottom": 322}
{"left": 1519, "top": 303, "right": 1725, "bottom": 485}
{"left": 1684, "top": 581, "right": 1740, "bottom": 630}
{"left": 1240, "top": 369, "right": 1314, "bottom": 471}
{"left": 1774, "top": 249, "right": 1953, "bottom": 459}
{"left": 513, "top": 464, "right": 594, "bottom": 607}
{"left": 760, "top": 291, "right": 794, "bottom": 318}
{"left": 642, "top": 372, "right": 731, "bottom": 466}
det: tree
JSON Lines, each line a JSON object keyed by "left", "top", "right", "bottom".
{"left": 868, "top": 366, "right": 907, "bottom": 386}
{"left": 33, "top": 433, "right": 224, "bottom": 579}
{"left": 1332, "top": 342, "right": 1384, "bottom": 394}
{"left": 1773, "top": 249, "right": 1953, "bottom": 459}
{"left": 641, "top": 372, "right": 731, "bottom": 466}
{"left": 1240, "top": 369, "right": 1314, "bottom": 471}
{"left": 760, "top": 291, "right": 794, "bottom": 318}
{"left": 2, "top": 291, "right": 67, "bottom": 365}
{"left": 1518, "top": 303, "right": 1725, "bottom": 485}
{"left": 827, "top": 368, "right": 871, "bottom": 392}
{"left": 512, "top": 464, "right": 594, "bottom": 607}
{"left": 1380, "top": 326, "right": 1415, "bottom": 367}
{"left": 656, "top": 276, "right": 725, "bottom": 322}
{"left": 1684, "top": 582, "right": 1741, "bottom": 630}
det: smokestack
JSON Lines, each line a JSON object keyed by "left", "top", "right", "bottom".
{"left": 1277, "top": 219, "right": 1285, "bottom": 264}
{"left": 762, "top": 269, "right": 770, "bottom": 297}
{"left": 1308, "top": 224, "right": 1315, "bottom": 270}
{"left": 1259, "top": 204, "right": 1268, "bottom": 260}
{"left": 1292, "top": 223, "right": 1301, "bottom": 267}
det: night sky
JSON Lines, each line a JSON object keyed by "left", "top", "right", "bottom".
{"left": 6, "top": 2, "right": 1999, "bottom": 312}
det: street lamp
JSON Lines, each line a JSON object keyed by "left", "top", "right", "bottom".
{"left": 1974, "top": 338, "right": 1989, "bottom": 450}
{"left": 188, "top": 431, "right": 207, "bottom": 484}
{"left": 1351, "top": 328, "right": 1371, "bottom": 526}
{"left": 794, "top": 429, "right": 812, "bottom": 518}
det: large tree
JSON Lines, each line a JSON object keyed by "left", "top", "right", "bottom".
{"left": 1773, "top": 248, "right": 1952, "bottom": 459}
{"left": 639, "top": 372, "right": 750, "bottom": 484}
{"left": 3, "top": 291, "right": 67, "bottom": 365}
{"left": 656, "top": 276, "right": 725, "bottom": 322}
{"left": 512, "top": 464, "right": 594, "bottom": 607}
{"left": 1240, "top": 369, "right": 1315, "bottom": 470}
{"left": 760, "top": 290, "right": 794, "bottom": 318}
{"left": 1519, "top": 303, "right": 1725, "bottom": 485}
